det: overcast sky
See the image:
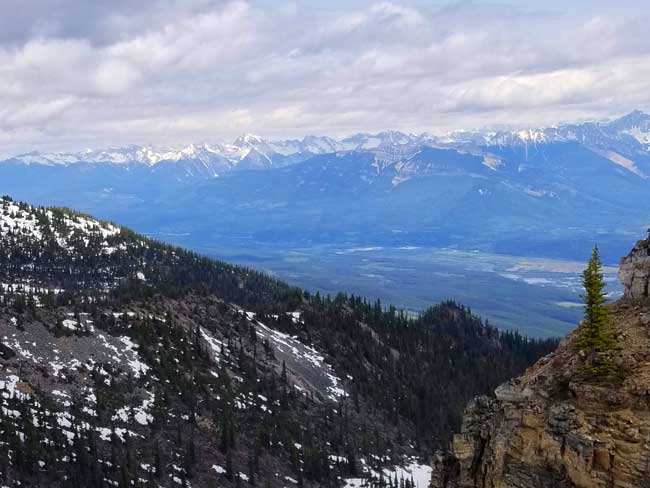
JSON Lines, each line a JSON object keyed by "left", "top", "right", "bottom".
{"left": 1, "top": 0, "right": 649, "bottom": 156}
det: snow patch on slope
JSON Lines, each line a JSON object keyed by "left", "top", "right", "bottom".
{"left": 235, "top": 307, "right": 346, "bottom": 401}
{"left": 344, "top": 459, "right": 432, "bottom": 488}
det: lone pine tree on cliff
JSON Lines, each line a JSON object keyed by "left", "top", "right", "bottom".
{"left": 577, "top": 245, "right": 615, "bottom": 374}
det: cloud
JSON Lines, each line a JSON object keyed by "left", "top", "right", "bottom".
{"left": 1, "top": 97, "right": 75, "bottom": 129}
{"left": 0, "top": 0, "right": 649, "bottom": 156}
{"left": 93, "top": 60, "right": 142, "bottom": 95}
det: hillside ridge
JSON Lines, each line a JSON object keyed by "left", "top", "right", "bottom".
{"left": 0, "top": 195, "right": 554, "bottom": 487}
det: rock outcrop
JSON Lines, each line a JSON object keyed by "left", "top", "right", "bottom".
{"left": 620, "top": 238, "right": 650, "bottom": 301}
{"left": 431, "top": 239, "right": 650, "bottom": 488}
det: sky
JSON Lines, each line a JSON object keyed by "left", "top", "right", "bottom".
{"left": 1, "top": 0, "right": 649, "bottom": 156}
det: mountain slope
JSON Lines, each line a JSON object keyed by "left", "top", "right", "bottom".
{"left": 431, "top": 237, "right": 650, "bottom": 488}
{"left": 0, "top": 196, "right": 554, "bottom": 487}
{"left": 165, "top": 140, "right": 649, "bottom": 264}
{"left": 3, "top": 113, "right": 650, "bottom": 266}
{"left": 2, "top": 111, "right": 650, "bottom": 345}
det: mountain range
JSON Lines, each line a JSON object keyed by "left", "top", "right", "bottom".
{"left": 7, "top": 110, "right": 650, "bottom": 175}
{"left": 0, "top": 196, "right": 554, "bottom": 487}
{"left": 2, "top": 111, "right": 650, "bottom": 337}
{"left": 2, "top": 108, "right": 649, "bottom": 486}
{"left": 4, "top": 110, "right": 650, "bottom": 261}
{"left": 5, "top": 131, "right": 416, "bottom": 174}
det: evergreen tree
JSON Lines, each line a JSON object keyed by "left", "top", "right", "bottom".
{"left": 577, "top": 245, "right": 615, "bottom": 374}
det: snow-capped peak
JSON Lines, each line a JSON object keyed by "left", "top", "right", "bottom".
{"left": 5, "top": 110, "right": 650, "bottom": 169}
{"left": 233, "top": 133, "right": 267, "bottom": 146}
{"left": 516, "top": 129, "right": 547, "bottom": 143}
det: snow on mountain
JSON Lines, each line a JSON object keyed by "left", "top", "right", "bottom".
{"left": 0, "top": 197, "right": 140, "bottom": 268}
{"left": 340, "top": 130, "right": 418, "bottom": 151}
{"left": 606, "top": 109, "right": 650, "bottom": 133}
{"left": 11, "top": 143, "right": 227, "bottom": 167}
{"left": 0, "top": 198, "right": 121, "bottom": 246}
{"left": 5, "top": 111, "right": 650, "bottom": 173}
{"left": 345, "top": 458, "right": 433, "bottom": 488}
{"left": 5, "top": 135, "right": 339, "bottom": 169}
{"left": 3, "top": 131, "right": 424, "bottom": 169}
{"left": 1, "top": 195, "right": 347, "bottom": 403}
{"left": 431, "top": 110, "right": 650, "bottom": 152}
{"left": 614, "top": 111, "right": 650, "bottom": 148}
{"left": 625, "top": 127, "right": 650, "bottom": 145}
{"left": 301, "top": 134, "right": 341, "bottom": 154}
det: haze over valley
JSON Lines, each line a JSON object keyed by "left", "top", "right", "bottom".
{"left": 3, "top": 111, "right": 647, "bottom": 335}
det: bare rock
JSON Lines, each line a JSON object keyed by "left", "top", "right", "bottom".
{"left": 431, "top": 239, "right": 650, "bottom": 488}
{"left": 620, "top": 238, "right": 650, "bottom": 301}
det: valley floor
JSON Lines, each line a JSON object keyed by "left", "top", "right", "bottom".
{"left": 182, "top": 242, "right": 621, "bottom": 338}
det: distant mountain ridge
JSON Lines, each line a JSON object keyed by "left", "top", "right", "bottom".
{"left": 2, "top": 110, "right": 650, "bottom": 286}
{"left": 6, "top": 110, "right": 650, "bottom": 174}
{"left": 4, "top": 131, "right": 418, "bottom": 172}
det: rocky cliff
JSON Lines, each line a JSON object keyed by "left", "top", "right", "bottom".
{"left": 431, "top": 238, "right": 650, "bottom": 488}
{"left": 620, "top": 238, "right": 650, "bottom": 301}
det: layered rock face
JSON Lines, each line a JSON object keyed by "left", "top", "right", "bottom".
{"left": 431, "top": 240, "right": 650, "bottom": 488}
{"left": 620, "top": 238, "right": 650, "bottom": 301}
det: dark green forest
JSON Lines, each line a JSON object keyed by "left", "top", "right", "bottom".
{"left": 0, "top": 197, "right": 556, "bottom": 487}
